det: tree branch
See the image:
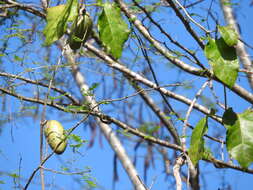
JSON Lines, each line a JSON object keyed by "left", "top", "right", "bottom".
{"left": 63, "top": 45, "right": 148, "bottom": 190}
{"left": 4, "top": 0, "right": 253, "bottom": 105}
{"left": 2, "top": 0, "right": 46, "bottom": 18}
{"left": 220, "top": 0, "right": 253, "bottom": 90}
{"left": 114, "top": 0, "right": 253, "bottom": 105}
{"left": 128, "top": 78, "right": 181, "bottom": 145}
{"left": 0, "top": 72, "right": 80, "bottom": 104}
{"left": 85, "top": 43, "right": 222, "bottom": 123}
{"left": 2, "top": 85, "right": 253, "bottom": 175}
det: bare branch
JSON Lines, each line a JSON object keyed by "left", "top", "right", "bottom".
{"left": 128, "top": 78, "right": 181, "bottom": 145}
{"left": 173, "top": 154, "right": 186, "bottom": 190}
{"left": 85, "top": 43, "right": 222, "bottom": 123}
{"left": 2, "top": 85, "right": 253, "bottom": 175}
{"left": 63, "top": 44, "right": 148, "bottom": 190}
{"left": 132, "top": 0, "right": 205, "bottom": 69}
{"left": 163, "top": 0, "right": 205, "bottom": 49}
{"left": 0, "top": 72, "right": 79, "bottom": 104}
{"left": 4, "top": 0, "right": 253, "bottom": 105}
{"left": 114, "top": 0, "right": 253, "bottom": 105}
{"left": 220, "top": 0, "right": 253, "bottom": 90}
{"left": 170, "top": 0, "right": 210, "bottom": 34}
{"left": 2, "top": 0, "right": 46, "bottom": 18}
{"left": 40, "top": 166, "right": 90, "bottom": 175}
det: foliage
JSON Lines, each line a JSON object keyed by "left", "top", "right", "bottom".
{"left": 43, "top": 0, "right": 78, "bottom": 45}
{"left": 0, "top": 0, "right": 253, "bottom": 190}
{"left": 218, "top": 25, "right": 238, "bottom": 46}
{"left": 188, "top": 117, "right": 208, "bottom": 166}
{"left": 98, "top": 2, "right": 130, "bottom": 59}
{"left": 223, "top": 108, "right": 253, "bottom": 168}
{"left": 204, "top": 35, "right": 239, "bottom": 88}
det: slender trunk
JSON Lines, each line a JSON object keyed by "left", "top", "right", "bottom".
{"left": 63, "top": 46, "right": 147, "bottom": 190}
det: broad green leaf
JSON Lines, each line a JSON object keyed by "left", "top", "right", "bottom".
{"left": 218, "top": 25, "right": 238, "bottom": 46}
{"left": 204, "top": 37, "right": 239, "bottom": 88}
{"left": 43, "top": 0, "right": 78, "bottom": 46}
{"left": 188, "top": 117, "right": 208, "bottom": 166}
{"left": 223, "top": 109, "right": 253, "bottom": 168}
{"left": 98, "top": 3, "right": 130, "bottom": 59}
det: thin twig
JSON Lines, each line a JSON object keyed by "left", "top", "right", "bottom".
{"left": 163, "top": 0, "right": 205, "bottom": 49}
{"left": 39, "top": 166, "right": 90, "bottom": 175}
{"left": 182, "top": 80, "right": 210, "bottom": 150}
{"left": 113, "top": 0, "right": 253, "bottom": 104}
{"left": 132, "top": 29, "right": 181, "bottom": 145}
{"left": 0, "top": 72, "right": 80, "bottom": 104}
{"left": 132, "top": 0, "right": 205, "bottom": 69}
{"left": 172, "top": 0, "right": 210, "bottom": 33}
{"left": 85, "top": 43, "right": 223, "bottom": 123}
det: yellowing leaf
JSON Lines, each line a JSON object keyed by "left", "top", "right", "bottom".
{"left": 43, "top": 0, "right": 78, "bottom": 46}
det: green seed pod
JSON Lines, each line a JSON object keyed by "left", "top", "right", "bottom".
{"left": 44, "top": 120, "right": 67, "bottom": 154}
{"left": 68, "top": 11, "right": 93, "bottom": 50}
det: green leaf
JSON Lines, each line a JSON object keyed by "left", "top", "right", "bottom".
{"left": 13, "top": 55, "right": 23, "bottom": 62}
{"left": 48, "top": 93, "right": 66, "bottom": 100}
{"left": 89, "top": 83, "right": 99, "bottom": 91}
{"left": 218, "top": 25, "right": 238, "bottom": 46}
{"left": 61, "top": 166, "right": 69, "bottom": 171}
{"left": 204, "top": 36, "right": 239, "bottom": 88}
{"left": 43, "top": 0, "right": 78, "bottom": 46}
{"left": 139, "top": 122, "right": 160, "bottom": 135}
{"left": 188, "top": 117, "right": 208, "bottom": 166}
{"left": 98, "top": 3, "right": 130, "bottom": 59}
{"left": 117, "top": 129, "right": 132, "bottom": 138}
{"left": 202, "top": 147, "right": 213, "bottom": 160}
{"left": 223, "top": 109, "right": 253, "bottom": 168}
{"left": 86, "top": 179, "right": 97, "bottom": 188}
{"left": 68, "top": 134, "right": 87, "bottom": 149}
{"left": 82, "top": 174, "right": 97, "bottom": 188}
{"left": 9, "top": 173, "right": 19, "bottom": 178}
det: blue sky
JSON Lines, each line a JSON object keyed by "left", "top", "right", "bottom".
{"left": 1, "top": 0, "right": 253, "bottom": 190}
